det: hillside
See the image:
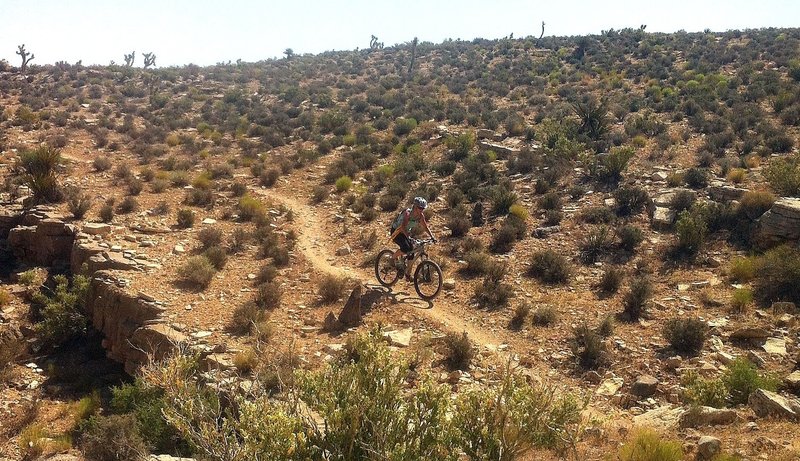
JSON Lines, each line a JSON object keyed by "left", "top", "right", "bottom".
{"left": 1, "top": 28, "right": 800, "bottom": 461}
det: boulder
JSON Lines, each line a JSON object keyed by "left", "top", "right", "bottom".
{"left": 478, "top": 140, "right": 520, "bottom": 156}
{"left": 633, "top": 405, "right": 684, "bottom": 428}
{"left": 533, "top": 225, "right": 561, "bottom": 238}
{"left": 82, "top": 223, "right": 112, "bottom": 236}
{"left": 762, "top": 337, "right": 787, "bottom": 356}
{"left": 384, "top": 328, "right": 412, "bottom": 347}
{"left": 336, "top": 245, "right": 352, "bottom": 256}
{"left": 759, "top": 198, "right": 800, "bottom": 243}
{"left": 338, "top": 285, "right": 362, "bottom": 327}
{"left": 631, "top": 375, "right": 659, "bottom": 398}
{"left": 697, "top": 436, "right": 721, "bottom": 460}
{"left": 785, "top": 371, "right": 800, "bottom": 393}
{"left": 596, "top": 377, "right": 623, "bottom": 396}
{"left": 748, "top": 389, "right": 800, "bottom": 421}
{"left": 708, "top": 181, "right": 747, "bottom": 202}
{"left": 678, "top": 406, "right": 738, "bottom": 428}
{"left": 651, "top": 207, "right": 676, "bottom": 229}
{"left": 729, "top": 327, "right": 771, "bottom": 341}
{"left": 443, "top": 279, "right": 456, "bottom": 290}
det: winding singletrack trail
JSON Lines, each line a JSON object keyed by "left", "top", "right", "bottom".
{"left": 260, "top": 189, "right": 500, "bottom": 348}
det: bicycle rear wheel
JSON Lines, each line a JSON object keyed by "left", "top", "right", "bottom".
{"left": 414, "top": 260, "right": 442, "bottom": 300}
{"left": 375, "top": 249, "right": 401, "bottom": 287}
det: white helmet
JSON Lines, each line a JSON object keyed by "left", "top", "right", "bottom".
{"left": 413, "top": 197, "right": 428, "bottom": 210}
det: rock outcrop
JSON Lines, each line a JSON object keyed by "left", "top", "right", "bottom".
{"left": 88, "top": 271, "right": 186, "bottom": 374}
{"left": 8, "top": 217, "right": 76, "bottom": 266}
{"left": 759, "top": 198, "right": 800, "bottom": 244}
{"left": 748, "top": 388, "right": 800, "bottom": 421}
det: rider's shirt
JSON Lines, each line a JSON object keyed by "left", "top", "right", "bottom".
{"left": 392, "top": 208, "right": 421, "bottom": 234}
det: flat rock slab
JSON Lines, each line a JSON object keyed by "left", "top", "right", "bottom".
{"left": 384, "top": 328, "right": 413, "bottom": 347}
{"left": 596, "top": 377, "right": 624, "bottom": 396}
{"left": 749, "top": 389, "right": 800, "bottom": 421}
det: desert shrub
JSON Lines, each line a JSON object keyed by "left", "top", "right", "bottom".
{"left": 93, "top": 156, "right": 112, "bottom": 172}
{"left": 508, "top": 204, "right": 529, "bottom": 221}
{"left": 579, "top": 206, "right": 614, "bottom": 224}
{"left": 731, "top": 287, "right": 753, "bottom": 313}
{"left": 490, "top": 222, "right": 519, "bottom": 254}
{"left": 492, "top": 187, "right": 519, "bottom": 215}
{"left": 231, "top": 181, "right": 248, "bottom": 197}
{"left": 447, "top": 209, "right": 471, "bottom": 237}
{"left": 618, "top": 224, "right": 644, "bottom": 252}
{"left": 127, "top": 177, "right": 143, "bottom": 195}
{"left": 335, "top": 176, "right": 352, "bottom": 193}
{"left": 254, "top": 281, "right": 282, "bottom": 310}
{"left": 596, "top": 315, "right": 615, "bottom": 337}
{"left": 681, "top": 371, "right": 728, "bottom": 408}
{"left": 379, "top": 193, "right": 402, "bottom": 211}
{"left": 599, "top": 267, "right": 623, "bottom": 294}
{"left": 444, "top": 332, "right": 475, "bottom": 370}
{"left": 728, "top": 256, "right": 755, "bottom": 282}
{"left": 614, "top": 185, "right": 649, "bottom": 216}
{"left": 32, "top": 274, "right": 90, "bottom": 347}
{"left": 151, "top": 178, "right": 169, "bottom": 193}
{"left": 531, "top": 306, "right": 558, "bottom": 326}
{"left": 18, "top": 145, "right": 63, "bottom": 203}
{"left": 197, "top": 227, "right": 223, "bottom": 249}
{"left": 571, "top": 324, "right": 607, "bottom": 370}
{"left": 593, "top": 147, "right": 634, "bottom": 184}
{"left": 753, "top": 244, "right": 800, "bottom": 305}
{"left": 176, "top": 208, "right": 195, "bottom": 228}
{"left": 0, "top": 288, "right": 9, "bottom": 308}
{"left": 616, "top": 428, "right": 683, "bottom": 461}
{"left": 537, "top": 192, "right": 561, "bottom": 211}
{"left": 111, "top": 380, "right": 186, "bottom": 454}
{"left": 238, "top": 195, "right": 265, "bottom": 221}
{"left": 229, "top": 301, "right": 267, "bottom": 335}
{"left": 317, "top": 274, "right": 348, "bottom": 304}
{"left": 579, "top": 226, "right": 612, "bottom": 264}
{"left": 669, "top": 190, "right": 696, "bottom": 213}
{"left": 393, "top": 117, "right": 417, "bottom": 136}
{"left": 178, "top": 256, "right": 216, "bottom": 288}
{"left": 623, "top": 276, "right": 652, "bottom": 321}
{"left": 186, "top": 188, "right": 215, "bottom": 208}
{"left": 311, "top": 185, "right": 330, "bottom": 203}
{"left": 66, "top": 188, "right": 92, "bottom": 219}
{"left": 270, "top": 245, "right": 291, "bottom": 267}
{"left": 662, "top": 318, "right": 707, "bottom": 355}
{"left": 99, "top": 202, "right": 114, "bottom": 223}
{"left": 259, "top": 168, "right": 281, "bottom": 187}
{"left": 727, "top": 168, "right": 746, "bottom": 184}
{"left": 474, "top": 263, "right": 513, "bottom": 309}
{"left": 462, "top": 251, "right": 494, "bottom": 276}
{"left": 203, "top": 246, "right": 228, "bottom": 270}
{"left": 738, "top": 190, "right": 775, "bottom": 220}
{"left": 674, "top": 208, "right": 707, "bottom": 258}
{"left": 684, "top": 167, "right": 709, "bottom": 189}
{"left": 508, "top": 303, "right": 530, "bottom": 330}
{"left": 80, "top": 414, "right": 147, "bottom": 461}
{"left": 228, "top": 228, "right": 250, "bottom": 254}
{"left": 528, "top": 250, "right": 570, "bottom": 284}
{"left": 765, "top": 133, "right": 794, "bottom": 153}
{"left": 764, "top": 155, "right": 800, "bottom": 196}
{"left": 723, "top": 358, "right": 779, "bottom": 405}
{"left": 116, "top": 196, "right": 138, "bottom": 214}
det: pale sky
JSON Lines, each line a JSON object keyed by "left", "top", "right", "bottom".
{"left": 0, "top": 0, "right": 798, "bottom": 67}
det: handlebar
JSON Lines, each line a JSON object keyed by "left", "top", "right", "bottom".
{"left": 415, "top": 238, "right": 437, "bottom": 245}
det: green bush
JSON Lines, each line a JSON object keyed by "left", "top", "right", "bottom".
{"left": 531, "top": 306, "right": 558, "bottom": 326}
{"left": 593, "top": 147, "right": 635, "bottom": 184}
{"left": 474, "top": 264, "right": 513, "bottom": 309}
{"left": 99, "top": 202, "right": 114, "bottom": 223}
{"left": 579, "top": 206, "right": 614, "bottom": 224}
{"left": 753, "top": 245, "right": 800, "bottom": 305}
{"left": 674, "top": 208, "right": 707, "bottom": 257}
{"left": 599, "top": 267, "right": 623, "bottom": 294}
{"left": 492, "top": 187, "right": 519, "bottom": 215}
{"left": 764, "top": 155, "right": 800, "bottom": 196}
{"left": 508, "top": 303, "right": 530, "bottom": 330}
{"left": 335, "top": 175, "right": 352, "bottom": 193}
{"left": 447, "top": 210, "right": 471, "bottom": 237}
{"left": 528, "top": 250, "right": 570, "bottom": 285}
{"left": 33, "top": 274, "right": 90, "bottom": 347}
{"left": 238, "top": 195, "right": 266, "bottom": 221}
{"left": 669, "top": 190, "right": 696, "bottom": 213}
{"left": 178, "top": 256, "right": 216, "bottom": 288}
{"left": 614, "top": 185, "right": 649, "bottom": 216}
{"left": 618, "top": 224, "right": 644, "bottom": 252}
{"left": 197, "top": 227, "right": 223, "bottom": 249}
{"left": 728, "top": 256, "right": 755, "bottom": 282}
{"left": 731, "top": 287, "right": 753, "bottom": 313}
{"left": 684, "top": 167, "right": 709, "bottom": 189}
{"left": 80, "top": 414, "right": 147, "bottom": 461}
{"left": 681, "top": 371, "right": 728, "bottom": 408}
{"left": 66, "top": 188, "right": 92, "bottom": 219}
{"left": 393, "top": 117, "right": 418, "bottom": 136}
{"left": 176, "top": 208, "right": 195, "bottom": 228}
{"left": 111, "top": 379, "right": 188, "bottom": 454}
{"left": 93, "top": 156, "right": 112, "bottom": 172}
{"left": 662, "top": 318, "right": 707, "bottom": 355}
{"left": 579, "top": 226, "right": 612, "bottom": 264}
{"left": 462, "top": 251, "right": 493, "bottom": 276}
{"left": 537, "top": 191, "right": 561, "bottom": 211}
{"left": 723, "top": 358, "right": 779, "bottom": 406}
{"left": 116, "top": 195, "right": 139, "bottom": 214}
{"left": 616, "top": 428, "right": 683, "bottom": 461}
{"left": 18, "top": 145, "right": 63, "bottom": 203}
{"left": 738, "top": 190, "right": 775, "bottom": 220}
{"left": 203, "top": 246, "right": 228, "bottom": 270}
{"left": 623, "top": 276, "right": 652, "bottom": 321}
{"left": 255, "top": 281, "right": 282, "bottom": 310}
{"left": 229, "top": 301, "right": 268, "bottom": 335}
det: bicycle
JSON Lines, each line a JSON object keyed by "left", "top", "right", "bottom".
{"left": 374, "top": 238, "right": 443, "bottom": 300}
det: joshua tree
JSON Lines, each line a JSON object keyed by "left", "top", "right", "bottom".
{"left": 16, "top": 44, "right": 35, "bottom": 73}
{"left": 143, "top": 52, "right": 156, "bottom": 69}
{"left": 124, "top": 51, "right": 135, "bottom": 67}
{"left": 407, "top": 37, "right": 418, "bottom": 77}
{"left": 539, "top": 21, "right": 546, "bottom": 40}
{"left": 369, "top": 35, "right": 384, "bottom": 50}
{"left": 283, "top": 48, "right": 294, "bottom": 60}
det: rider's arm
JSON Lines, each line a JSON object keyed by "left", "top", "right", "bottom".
{"left": 421, "top": 213, "right": 435, "bottom": 240}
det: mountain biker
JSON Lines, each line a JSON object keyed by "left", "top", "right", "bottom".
{"left": 388, "top": 197, "right": 436, "bottom": 280}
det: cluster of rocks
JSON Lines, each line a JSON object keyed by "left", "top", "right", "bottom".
{"left": 759, "top": 197, "right": 800, "bottom": 243}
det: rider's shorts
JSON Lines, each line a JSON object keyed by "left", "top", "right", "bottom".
{"left": 393, "top": 233, "right": 414, "bottom": 253}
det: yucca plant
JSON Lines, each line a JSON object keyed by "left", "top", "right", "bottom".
{"left": 18, "top": 145, "right": 63, "bottom": 203}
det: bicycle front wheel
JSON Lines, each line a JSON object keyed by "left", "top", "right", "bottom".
{"left": 414, "top": 260, "right": 442, "bottom": 300}
{"left": 375, "top": 249, "right": 401, "bottom": 287}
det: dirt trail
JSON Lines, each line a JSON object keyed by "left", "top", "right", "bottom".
{"left": 261, "top": 189, "right": 500, "bottom": 347}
